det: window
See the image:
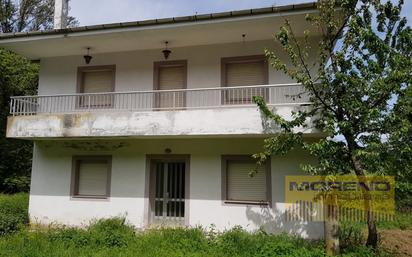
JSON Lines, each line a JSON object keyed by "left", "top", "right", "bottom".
{"left": 71, "top": 156, "right": 112, "bottom": 198}
{"left": 222, "top": 155, "right": 271, "bottom": 204}
{"left": 221, "top": 56, "right": 268, "bottom": 104}
{"left": 153, "top": 60, "right": 187, "bottom": 109}
{"left": 77, "top": 65, "right": 116, "bottom": 108}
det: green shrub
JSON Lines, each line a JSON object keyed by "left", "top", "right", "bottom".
{"left": 137, "top": 226, "right": 209, "bottom": 256}
{"left": 47, "top": 227, "right": 90, "bottom": 247}
{"left": 213, "top": 226, "right": 259, "bottom": 255}
{"left": 338, "top": 222, "right": 364, "bottom": 250}
{"left": 88, "top": 217, "right": 136, "bottom": 247}
{"left": 0, "top": 193, "right": 29, "bottom": 236}
{"left": 210, "top": 228, "right": 325, "bottom": 257}
{"left": 2, "top": 176, "right": 30, "bottom": 193}
{"left": 47, "top": 218, "right": 137, "bottom": 250}
{"left": 255, "top": 234, "right": 325, "bottom": 257}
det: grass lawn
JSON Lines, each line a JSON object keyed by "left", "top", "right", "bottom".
{"left": 0, "top": 193, "right": 410, "bottom": 257}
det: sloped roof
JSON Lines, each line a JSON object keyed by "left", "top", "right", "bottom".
{"left": 0, "top": 2, "right": 316, "bottom": 40}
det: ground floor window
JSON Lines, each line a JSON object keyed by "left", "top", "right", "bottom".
{"left": 71, "top": 156, "right": 112, "bottom": 199}
{"left": 221, "top": 155, "right": 271, "bottom": 205}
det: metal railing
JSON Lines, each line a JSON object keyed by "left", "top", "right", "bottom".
{"left": 9, "top": 83, "right": 310, "bottom": 116}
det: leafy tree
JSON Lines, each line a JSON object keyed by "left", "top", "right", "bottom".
{"left": 253, "top": 0, "right": 411, "bottom": 253}
{"left": 381, "top": 83, "right": 412, "bottom": 209}
{"left": 0, "top": 49, "right": 37, "bottom": 193}
{"left": 0, "top": 0, "right": 78, "bottom": 33}
{"left": 0, "top": 0, "right": 78, "bottom": 192}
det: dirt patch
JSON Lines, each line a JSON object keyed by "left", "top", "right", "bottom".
{"left": 380, "top": 229, "right": 412, "bottom": 257}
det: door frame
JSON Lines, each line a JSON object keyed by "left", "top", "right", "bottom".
{"left": 153, "top": 60, "right": 188, "bottom": 109}
{"left": 144, "top": 154, "right": 190, "bottom": 226}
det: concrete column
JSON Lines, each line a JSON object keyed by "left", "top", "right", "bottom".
{"left": 53, "top": 0, "right": 69, "bottom": 29}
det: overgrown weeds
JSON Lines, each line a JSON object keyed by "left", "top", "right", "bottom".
{"left": 0, "top": 194, "right": 404, "bottom": 256}
{"left": 0, "top": 219, "right": 393, "bottom": 257}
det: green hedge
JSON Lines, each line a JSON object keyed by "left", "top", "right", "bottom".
{"left": 0, "top": 193, "right": 29, "bottom": 236}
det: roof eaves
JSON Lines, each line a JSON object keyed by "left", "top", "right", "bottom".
{"left": 0, "top": 2, "right": 316, "bottom": 40}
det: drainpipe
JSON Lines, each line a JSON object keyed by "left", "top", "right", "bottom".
{"left": 54, "top": 0, "right": 69, "bottom": 29}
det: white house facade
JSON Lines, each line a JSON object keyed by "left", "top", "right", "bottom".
{"left": 1, "top": 1, "right": 326, "bottom": 239}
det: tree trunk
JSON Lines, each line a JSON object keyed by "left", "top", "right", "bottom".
{"left": 366, "top": 212, "right": 378, "bottom": 248}
{"left": 324, "top": 201, "right": 340, "bottom": 255}
{"left": 350, "top": 155, "right": 378, "bottom": 248}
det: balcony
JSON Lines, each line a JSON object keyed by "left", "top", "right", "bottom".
{"left": 7, "top": 84, "right": 314, "bottom": 139}
{"left": 10, "top": 84, "right": 309, "bottom": 115}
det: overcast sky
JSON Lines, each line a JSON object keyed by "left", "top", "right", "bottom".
{"left": 68, "top": 0, "right": 309, "bottom": 25}
{"left": 69, "top": 0, "right": 411, "bottom": 26}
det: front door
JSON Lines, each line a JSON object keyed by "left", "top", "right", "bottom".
{"left": 150, "top": 159, "right": 187, "bottom": 225}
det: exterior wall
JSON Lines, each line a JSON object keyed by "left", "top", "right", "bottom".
{"left": 6, "top": 38, "right": 321, "bottom": 139}
{"left": 27, "top": 38, "right": 323, "bottom": 238}
{"left": 37, "top": 39, "right": 320, "bottom": 95}
{"left": 29, "top": 138, "right": 323, "bottom": 239}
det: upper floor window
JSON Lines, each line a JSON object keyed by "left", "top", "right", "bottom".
{"left": 153, "top": 60, "right": 187, "bottom": 109}
{"left": 77, "top": 65, "right": 116, "bottom": 108}
{"left": 221, "top": 55, "right": 268, "bottom": 104}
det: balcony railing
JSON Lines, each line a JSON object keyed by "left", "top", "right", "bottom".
{"left": 9, "top": 84, "right": 310, "bottom": 116}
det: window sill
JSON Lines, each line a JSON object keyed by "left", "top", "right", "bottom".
{"left": 70, "top": 195, "right": 110, "bottom": 201}
{"left": 223, "top": 200, "right": 270, "bottom": 206}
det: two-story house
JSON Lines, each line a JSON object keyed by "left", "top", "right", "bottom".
{"left": 0, "top": 1, "right": 324, "bottom": 238}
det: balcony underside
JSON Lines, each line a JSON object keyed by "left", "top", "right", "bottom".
{"left": 7, "top": 106, "right": 316, "bottom": 139}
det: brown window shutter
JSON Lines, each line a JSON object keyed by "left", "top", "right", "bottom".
{"left": 81, "top": 70, "right": 114, "bottom": 107}
{"left": 227, "top": 161, "right": 267, "bottom": 202}
{"left": 157, "top": 65, "right": 185, "bottom": 108}
{"left": 77, "top": 161, "right": 109, "bottom": 197}
{"left": 226, "top": 61, "right": 266, "bottom": 87}
{"left": 223, "top": 59, "right": 267, "bottom": 104}
{"left": 83, "top": 71, "right": 113, "bottom": 93}
{"left": 158, "top": 66, "right": 185, "bottom": 90}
